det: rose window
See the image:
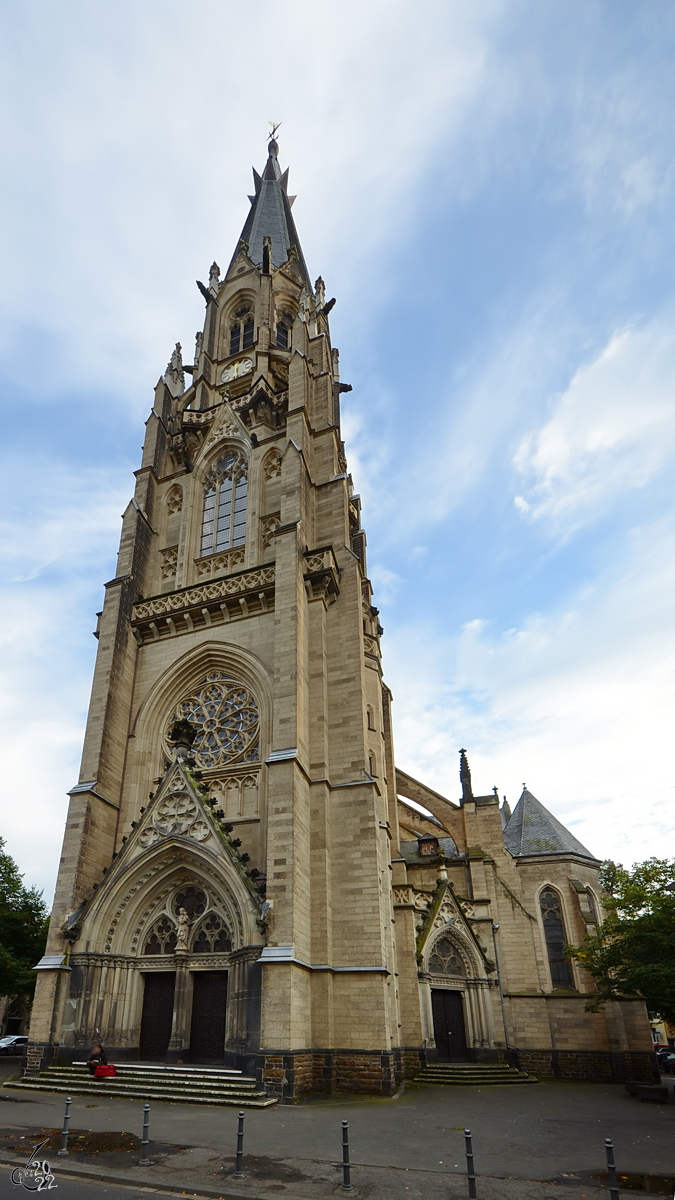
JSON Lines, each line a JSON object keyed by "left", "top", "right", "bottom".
{"left": 168, "top": 672, "right": 259, "bottom": 768}
{"left": 429, "top": 936, "right": 465, "bottom": 976}
{"left": 174, "top": 887, "right": 207, "bottom": 919}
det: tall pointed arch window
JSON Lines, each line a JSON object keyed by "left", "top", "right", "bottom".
{"left": 540, "top": 887, "right": 575, "bottom": 988}
{"left": 229, "top": 306, "right": 255, "bottom": 356}
{"left": 275, "top": 312, "right": 293, "bottom": 350}
{"left": 200, "top": 452, "right": 248, "bottom": 556}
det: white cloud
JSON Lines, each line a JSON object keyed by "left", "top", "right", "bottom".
{"left": 0, "top": 0, "right": 502, "bottom": 403}
{"left": 2, "top": 1, "right": 675, "bottom": 898}
{"left": 0, "top": 459, "right": 128, "bottom": 583}
{"left": 388, "top": 513, "right": 675, "bottom": 867}
{"left": 0, "top": 458, "right": 129, "bottom": 900}
{"left": 513, "top": 320, "right": 675, "bottom": 529}
{"left": 572, "top": 79, "right": 673, "bottom": 220}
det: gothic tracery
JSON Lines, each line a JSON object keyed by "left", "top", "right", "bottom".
{"left": 169, "top": 671, "right": 260, "bottom": 768}
{"left": 428, "top": 935, "right": 465, "bottom": 977}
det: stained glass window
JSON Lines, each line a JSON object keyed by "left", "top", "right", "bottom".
{"left": 200, "top": 453, "right": 247, "bottom": 556}
{"left": 540, "top": 887, "right": 575, "bottom": 988}
{"left": 170, "top": 671, "right": 260, "bottom": 768}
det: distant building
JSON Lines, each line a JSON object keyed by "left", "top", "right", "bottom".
{"left": 27, "top": 138, "right": 654, "bottom": 1097}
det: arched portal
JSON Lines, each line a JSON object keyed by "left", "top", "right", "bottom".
{"left": 420, "top": 917, "right": 496, "bottom": 1063}
{"left": 66, "top": 762, "right": 265, "bottom": 1065}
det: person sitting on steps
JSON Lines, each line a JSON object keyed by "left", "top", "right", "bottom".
{"left": 86, "top": 1044, "right": 107, "bottom": 1076}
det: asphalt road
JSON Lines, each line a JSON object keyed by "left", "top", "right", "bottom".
{"left": 0, "top": 1076, "right": 673, "bottom": 1181}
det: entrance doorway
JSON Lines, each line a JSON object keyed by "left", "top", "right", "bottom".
{"left": 139, "top": 972, "right": 175, "bottom": 1060}
{"left": 190, "top": 971, "right": 228, "bottom": 1062}
{"left": 431, "top": 989, "right": 468, "bottom": 1061}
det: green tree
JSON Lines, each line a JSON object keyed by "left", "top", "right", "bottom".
{"left": 568, "top": 857, "right": 675, "bottom": 1022}
{"left": 0, "top": 838, "right": 49, "bottom": 1003}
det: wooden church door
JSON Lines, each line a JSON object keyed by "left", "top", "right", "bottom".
{"left": 431, "top": 989, "right": 468, "bottom": 1061}
{"left": 189, "top": 971, "right": 228, "bottom": 1062}
{"left": 139, "top": 972, "right": 176, "bottom": 1060}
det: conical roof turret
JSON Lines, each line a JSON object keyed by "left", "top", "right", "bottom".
{"left": 503, "top": 787, "right": 596, "bottom": 859}
{"left": 227, "top": 137, "right": 311, "bottom": 286}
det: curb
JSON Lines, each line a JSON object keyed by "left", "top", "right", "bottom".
{"left": 0, "top": 1154, "right": 278, "bottom": 1199}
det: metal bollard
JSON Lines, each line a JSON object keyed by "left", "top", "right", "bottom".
{"left": 605, "top": 1138, "right": 619, "bottom": 1200}
{"left": 233, "top": 1110, "right": 246, "bottom": 1178}
{"left": 139, "top": 1102, "right": 151, "bottom": 1166}
{"left": 464, "top": 1128, "right": 477, "bottom": 1199}
{"left": 57, "top": 1096, "right": 72, "bottom": 1156}
{"left": 340, "top": 1120, "right": 354, "bottom": 1194}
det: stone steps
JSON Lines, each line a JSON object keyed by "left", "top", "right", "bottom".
{"left": 415, "top": 1063, "right": 538, "bottom": 1086}
{"left": 58, "top": 1064, "right": 253, "bottom": 1088}
{"left": 5, "top": 1064, "right": 277, "bottom": 1108}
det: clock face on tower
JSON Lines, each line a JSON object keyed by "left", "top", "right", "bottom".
{"left": 221, "top": 357, "right": 253, "bottom": 384}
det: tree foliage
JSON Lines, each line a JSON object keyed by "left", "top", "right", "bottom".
{"left": 568, "top": 857, "right": 675, "bottom": 1022}
{"left": 0, "top": 838, "right": 49, "bottom": 1003}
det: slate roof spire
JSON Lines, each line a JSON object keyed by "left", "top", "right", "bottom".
{"left": 503, "top": 787, "right": 596, "bottom": 859}
{"left": 228, "top": 135, "right": 311, "bottom": 286}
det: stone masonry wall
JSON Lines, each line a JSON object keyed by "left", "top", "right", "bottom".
{"left": 504, "top": 1047, "right": 659, "bottom": 1083}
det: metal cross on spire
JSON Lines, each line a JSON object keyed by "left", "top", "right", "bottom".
{"left": 268, "top": 121, "right": 282, "bottom": 141}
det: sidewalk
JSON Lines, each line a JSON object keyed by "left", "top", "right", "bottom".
{"left": 1, "top": 1072, "right": 673, "bottom": 1199}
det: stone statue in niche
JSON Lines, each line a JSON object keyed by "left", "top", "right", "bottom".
{"left": 175, "top": 907, "right": 191, "bottom": 952}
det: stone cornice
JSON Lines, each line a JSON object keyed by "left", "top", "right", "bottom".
{"left": 131, "top": 565, "right": 275, "bottom": 643}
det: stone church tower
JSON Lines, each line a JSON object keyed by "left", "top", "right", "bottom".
{"left": 26, "top": 137, "right": 655, "bottom": 1098}
{"left": 28, "top": 136, "right": 407, "bottom": 1096}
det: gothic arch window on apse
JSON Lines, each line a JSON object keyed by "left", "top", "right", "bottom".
{"left": 229, "top": 305, "right": 255, "bottom": 355}
{"left": 539, "top": 887, "right": 575, "bottom": 988}
{"left": 428, "top": 936, "right": 465, "bottom": 976}
{"left": 168, "top": 672, "right": 260, "bottom": 769}
{"left": 200, "top": 452, "right": 248, "bottom": 556}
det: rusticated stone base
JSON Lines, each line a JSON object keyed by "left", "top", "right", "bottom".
{"left": 262, "top": 1052, "right": 314, "bottom": 1101}
{"left": 260, "top": 1048, "right": 401, "bottom": 1102}
{"left": 502, "top": 1047, "right": 660, "bottom": 1083}
{"left": 394, "top": 1047, "right": 427, "bottom": 1078}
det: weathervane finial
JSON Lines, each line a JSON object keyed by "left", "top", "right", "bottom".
{"left": 268, "top": 121, "right": 282, "bottom": 142}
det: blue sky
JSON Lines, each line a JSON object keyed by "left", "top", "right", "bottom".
{"left": 1, "top": 1, "right": 675, "bottom": 900}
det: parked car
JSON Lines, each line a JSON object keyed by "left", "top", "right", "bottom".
{"left": 655, "top": 1048, "right": 675, "bottom": 1074}
{"left": 0, "top": 1035, "right": 27, "bottom": 1055}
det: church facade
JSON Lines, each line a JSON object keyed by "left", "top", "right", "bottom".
{"left": 27, "top": 139, "right": 655, "bottom": 1098}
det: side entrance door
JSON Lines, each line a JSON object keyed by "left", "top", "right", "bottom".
{"left": 431, "top": 989, "right": 468, "bottom": 1062}
{"left": 189, "top": 971, "right": 228, "bottom": 1062}
{"left": 139, "top": 972, "right": 176, "bottom": 1060}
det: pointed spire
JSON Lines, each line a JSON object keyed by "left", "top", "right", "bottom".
{"left": 459, "top": 748, "right": 473, "bottom": 805}
{"left": 227, "top": 134, "right": 311, "bottom": 286}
